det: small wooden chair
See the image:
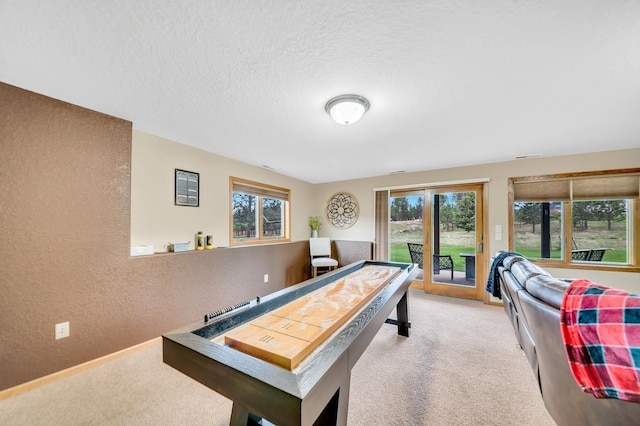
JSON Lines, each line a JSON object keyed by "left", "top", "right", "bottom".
{"left": 310, "top": 238, "right": 338, "bottom": 277}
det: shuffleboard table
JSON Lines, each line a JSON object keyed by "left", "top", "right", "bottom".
{"left": 162, "top": 260, "right": 418, "bottom": 426}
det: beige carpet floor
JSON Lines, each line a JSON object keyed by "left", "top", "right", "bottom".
{"left": 0, "top": 291, "right": 555, "bottom": 425}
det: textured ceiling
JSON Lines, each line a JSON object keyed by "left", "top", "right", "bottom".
{"left": 2, "top": 1, "right": 639, "bottom": 183}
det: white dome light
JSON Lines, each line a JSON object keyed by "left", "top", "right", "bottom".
{"left": 325, "top": 95, "right": 370, "bottom": 125}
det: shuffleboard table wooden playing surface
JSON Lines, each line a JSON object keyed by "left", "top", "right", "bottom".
{"left": 162, "top": 260, "right": 418, "bottom": 426}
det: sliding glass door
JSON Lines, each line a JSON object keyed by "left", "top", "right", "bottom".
{"left": 425, "top": 184, "right": 484, "bottom": 299}
{"left": 389, "top": 190, "right": 425, "bottom": 290}
{"left": 389, "top": 183, "right": 485, "bottom": 300}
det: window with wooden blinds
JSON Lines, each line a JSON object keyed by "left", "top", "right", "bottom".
{"left": 513, "top": 170, "right": 640, "bottom": 202}
{"left": 509, "top": 168, "right": 640, "bottom": 269}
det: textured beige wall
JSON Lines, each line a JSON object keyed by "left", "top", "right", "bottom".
{"left": 131, "top": 130, "right": 318, "bottom": 251}
{"left": 314, "top": 149, "right": 640, "bottom": 290}
{"left": 1, "top": 82, "right": 133, "bottom": 390}
{"left": 0, "top": 84, "right": 316, "bottom": 392}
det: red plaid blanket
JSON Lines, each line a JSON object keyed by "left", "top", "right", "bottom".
{"left": 560, "top": 279, "right": 640, "bottom": 402}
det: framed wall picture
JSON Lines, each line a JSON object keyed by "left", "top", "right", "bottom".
{"left": 175, "top": 169, "right": 199, "bottom": 207}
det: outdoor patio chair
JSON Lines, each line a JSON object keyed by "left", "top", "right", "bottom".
{"left": 407, "top": 242, "right": 424, "bottom": 268}
{"left": 571, "top": 249, "right": 590, "bottom": 261}
{"left": 433, "top": 254, "right": 454, "bottom": 280}
{"left": 587, "top": 248, "right": 608, "bottom": 261}
{"left": 407, "top": 243, "right": 454, "bottom": 280}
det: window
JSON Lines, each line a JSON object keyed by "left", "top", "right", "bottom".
{"left": 513, "top": 202, "right": 564, "bottom": 260}
{"left": 509, "top": 169, "right": 639, "bottom": 269}
{"left": 230, "top": 177, "right": 290, "bottom": 245}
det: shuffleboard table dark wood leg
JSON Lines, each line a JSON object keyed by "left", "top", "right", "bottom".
{"left": 229, "top": 403, "right": 249, "bottom": 425}
{"left": 335, "top": 373, "right": 351, "bottom": 426}
{"left": 312, "top": 373, "right": 350, "bottom": 426}
{"left": 385, "top": 290, "right": 411, "bottom": 337}
{"left": 230, "top": 403, "right": 266, "bottom": 425}
{"left": 397, "top": 290, "right": 411, "bottom": 337}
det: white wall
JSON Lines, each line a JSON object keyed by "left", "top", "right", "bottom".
{"left": 314, "top": 148, "right": 640, "bottom": 291}
{"left": 130, "top": 130, "right": 317, "bottom": 251}
{"left": 130, "top": 135, "right": 638, "bottom": 289}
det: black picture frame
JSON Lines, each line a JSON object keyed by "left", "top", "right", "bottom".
{"left": 175, "top": 169, "right": 199, "bottom": 207}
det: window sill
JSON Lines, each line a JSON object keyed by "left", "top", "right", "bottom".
{"left": 230, "top": 238, "right": 291, "bottom": 247}
{"left": 532, "top": 259, "right": 640, "bottom": 273}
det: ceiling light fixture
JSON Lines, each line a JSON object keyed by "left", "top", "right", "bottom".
{"left": 325, "top": 94, "right": 370, "bottom": 125}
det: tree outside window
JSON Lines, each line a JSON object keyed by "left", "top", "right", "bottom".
{"left": 231, "top": 177, "right": 289, "bottom": 244}
{"left": 510, "top": 170, "right": 638, "bottom": 266}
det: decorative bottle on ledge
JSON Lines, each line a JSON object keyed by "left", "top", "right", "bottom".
{"left": 196, "top": 231, "right": 204, "bottom": 250}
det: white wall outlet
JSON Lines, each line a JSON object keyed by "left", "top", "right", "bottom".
{"left": 264, "top": 274, "right": 269, "bottom": 283}
{"left": 55, "top": 321, "right": 70, "bottom": 339}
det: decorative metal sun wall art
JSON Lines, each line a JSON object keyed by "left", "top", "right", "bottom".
{"left": 326, "top": 192, "right": 359, "bottom": 229}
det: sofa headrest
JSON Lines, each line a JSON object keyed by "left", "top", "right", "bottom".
{"left": 503, "top": 255, "right": 526, "bottom": 269}
{"left": 524, "top": 274, "right": 569, "bottom": 309}
{"left": 509, "top": 259, "right": 550, "bottom": 284}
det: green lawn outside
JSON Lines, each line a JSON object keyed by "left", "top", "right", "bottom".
{"left": 514, "top": 217, "right": 627, "bottom": 263}
{"left": 391, "top": 244, "right": 474, "bottom": 272}
{"left": 516, "top": 248, "right": 627, "bottom": 263}
{"left": 392, "top": 245, "right": 627, "bottom": 269}
{"left": 390, "top": 219, "right": 629, "bottom": 269}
